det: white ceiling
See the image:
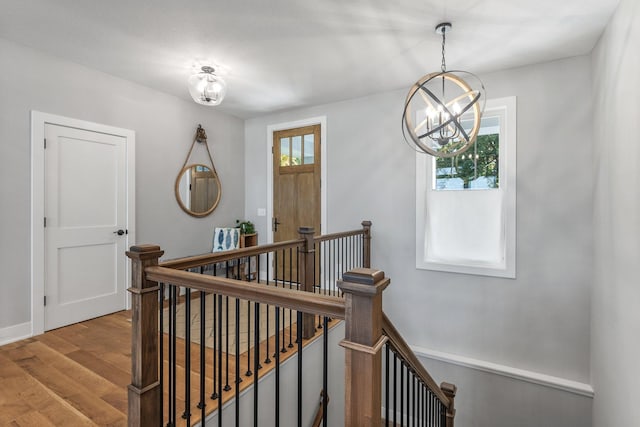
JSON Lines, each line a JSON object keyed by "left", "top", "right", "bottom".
{"left": 0, "top": 0, "right": 619, "bottom": 118}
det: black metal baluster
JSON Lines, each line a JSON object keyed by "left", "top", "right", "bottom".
{"left": 412, "top": 374, "right": 416, "bottom": 427}
{"left": 322, "top": 316, "right": 328, "bottom": 426}
{"left": 429, "top": 390, "right": 433, "bottom": 427}
{"left": 159, "top": 283, "right": 164, "bottom": 425}
{"left": 280, "top": 250, "right": 286, "bottom": 355}
{"left": 246, "top": 297, "right": 252, "bottom": 377}
{"left": 331, "top": 240, "right": 336, "bottom": 295}
{"left": 253, "top": 301, "right": 260, "bottom": 427}
{"left": 323, "top": 240, "right": 328, "bottom": 295}
{"left": 198, "top": 291, "right": 206, "bottom": 425}
{"left": 211, "top": 293, "right": 218, "bottom": 400}
{"left": 419, "top": 381, "right": 422, "bottom": 427}
{"left": 235, "top": 297, "right": 240, "bottom": 427}
{"left": 217, "top": 294, "right": 223, "bottom": 427}
{"left": 400, "top": 360, "right": 404, "bottom": 427}
{"left": 422, "top": 383, "right": 425, "bottom": 427}
{"left": 224, "top": 294, "right": 231, "bottom": 392}
{"left": 182, "top": 288, "right": 191, "bottom": 423}
{"left": 297, "top": 310, "right": 303, "bottom": 427}
{"left": 339, "top": 238, "right": 343, "bottom": 294}
{"left": 264, "top": 252, "right": 271, "bottom": 365}
{"left": 385, "top": 343, "right": 390, "bottom": 426}
{"left": 393, "top": 351, "right": 397, "bottom": 427}
{"left": 170, "top": 284, "right": 177, "bottom": 427}
{"left": 275, "top": 306, "right": 280, "bottom": 426}
{"left": 353, "top": 235, "right": 356, "bottom": 270}
{"left": 288, "top": 248, "right": 293, "bottom": 348}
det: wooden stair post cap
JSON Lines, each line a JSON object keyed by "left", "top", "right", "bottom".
{"left": 126, "top": 244, "right": 164, "bottom": 260}
{"left": 338, "top": 268, "right": 389, "bottom": 295}
{"left": 342, "top": 268, "right": 384, "bottom": 284}
{"left": 298, "top": 226, "right": 315, "bottom": 235}
{"left": 441, "top": 382, "right": 457, "bottom": 397}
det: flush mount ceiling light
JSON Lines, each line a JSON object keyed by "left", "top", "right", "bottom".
{"left": 402, "top": 23, "right": 486, "bottom": 158}
{"left": 188, "top": 66, "right": 227, "bottom": 106}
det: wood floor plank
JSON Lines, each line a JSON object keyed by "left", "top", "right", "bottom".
{"left": 0, "top": 309, "right": 339, "bottom": 426}
{"left": 9, "top": 410, "right": 59, "bottom": 427}
{"left": 66, "top": 349, "right": 131, "bottom": 389}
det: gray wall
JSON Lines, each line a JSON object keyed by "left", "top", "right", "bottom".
{"left": 203, "top": 322, "right": 345, "bottom": 427}
{"left": 245, "top": 55, "right": 593, "bottom": 426}
{"left": 0, "top": 38, "right": 245, "bottom": 331}
{"left": 591, "top": 0, "right": 640, "bottom": 425}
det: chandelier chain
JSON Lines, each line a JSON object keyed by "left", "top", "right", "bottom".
{"left": 441, "top": 30, "right": 446, "bottom": 72}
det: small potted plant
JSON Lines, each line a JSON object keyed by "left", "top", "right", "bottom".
{"left": 235, "top": 219, "right": 255, "bottom": 235}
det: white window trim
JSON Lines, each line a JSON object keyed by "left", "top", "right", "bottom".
{"left": 415, "top": 96, "right": 516, "bottom": 278}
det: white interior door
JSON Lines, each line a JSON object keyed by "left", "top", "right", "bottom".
{"left": 44, "top": 124, "right": 128, "bottom": 330}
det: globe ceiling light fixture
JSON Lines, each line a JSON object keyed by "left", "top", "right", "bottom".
{"left": 188, "top": 66, "right": 227, "bottom": 106}
{"left": 402, "top": 22, "right": 486, "bottom": 158}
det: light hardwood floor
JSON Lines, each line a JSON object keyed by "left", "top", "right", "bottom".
{"left": 0, "top": 309, "right": 330, "bottom": 426}
{"left": 0, "top": 311, "right": 131, "bottom": 426}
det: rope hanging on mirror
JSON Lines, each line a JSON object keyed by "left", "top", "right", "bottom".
{"left": 180, "top": 124, "right": 219, "bottom": 177}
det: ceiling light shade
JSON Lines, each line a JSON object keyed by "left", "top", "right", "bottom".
{"left": 188, "top": 66, "right": 227, "bottom": 106}
{"left": 402, "top": 23, "right": 485, "bottom": 158}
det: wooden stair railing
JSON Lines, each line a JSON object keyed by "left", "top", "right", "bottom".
{"left": 382, "top": 313, "right": 457, "bottom": 426}
{"left": 127, "top": 223, "right": 456, "bottom": 426}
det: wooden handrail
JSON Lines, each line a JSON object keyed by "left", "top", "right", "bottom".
{"left": 158, "top": 220, "right": 372, "bottom": 271}
{"left": 144, "top": 266, "right": 346, "bottom": 319}
{"left": 313, "top": 228, "right": 364, "bottom": 243}
{"left": 382, "top": 312, "right": 450, "bottom": 406}
{"left": 159, "top": 238, "right": 304, "bottom": 270}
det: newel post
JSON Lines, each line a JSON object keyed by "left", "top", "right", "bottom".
{"left": 298, "top": 226, "right": 318, "bottom": 339}
{"left": 441, "top": 382, "right": 457, "bottom": 427}
{"left": 338, "top": 268, "right": 390, "bottom": 427}
{"left": 361, "top": 220, "right": 372, "bottom": 268}
{"left": 126, "top": 244, "right": 164, "bottom": 427}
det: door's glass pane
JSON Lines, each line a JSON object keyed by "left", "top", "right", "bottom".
{"left": 291, "top": 136, "right": 302, "bottom": 166}
{"left": 280, "top": 137, "right": 290, "bottom": 166}
{"left": 303, "top": 134, "right": 314, "bottom": 164}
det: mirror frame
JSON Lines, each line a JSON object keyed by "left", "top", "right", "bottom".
{"left": 174, "top": 163, "right": 222, "bottom": 217}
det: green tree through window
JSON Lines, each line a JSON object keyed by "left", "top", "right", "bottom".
{"left": 435, "top": 133, "right": 499, "bottom": 190}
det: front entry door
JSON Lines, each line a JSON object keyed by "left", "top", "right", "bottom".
{"left": 273, "top": 124, "right": 321, "bottom": 282}
{"left": 44, "top": 124, "right": 128, "bottom": 330}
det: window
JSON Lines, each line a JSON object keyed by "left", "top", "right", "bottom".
{"left": 434, "top": 115, "right": 500, "bottom": 190}
{"left": 416, "top": 96, "right": 516, "bottom": 278}
{"left": 279, "top": 131, "right": 315, "bottom": 166}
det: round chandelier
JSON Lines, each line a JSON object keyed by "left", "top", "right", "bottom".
{"left": 188, "top": 66, "right": 227, "bottom": 106}
{"left": 402, "top": 23, "right": 486, "bottom": 158}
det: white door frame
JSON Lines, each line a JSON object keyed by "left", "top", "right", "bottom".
{"left": 31, "top": 111, "right": 136, "bottom": 336}
{"left": 266, "top": 116, "right": 327, "bottom": 244}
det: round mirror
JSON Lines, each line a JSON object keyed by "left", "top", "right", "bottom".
{"left": 175, "top": 164, "right": 221, "bottom": 217}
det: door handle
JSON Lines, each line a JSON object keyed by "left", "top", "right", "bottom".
{"left": 113, "top": 229, "right": 126, "bottom": 236}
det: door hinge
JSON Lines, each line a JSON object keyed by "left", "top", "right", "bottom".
{"left": 44, "top": 138, "right": 47, "bottom": 149}
{"left": 271, "top": 146, "right": 274, "bottom": 154}
{"left": 44, "top": 296, "right": 47, "bottom": 306}
{"left": 44, "top": 217, "right": 47, "bottom": 227}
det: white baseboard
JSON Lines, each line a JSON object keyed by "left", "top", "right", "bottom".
{"left": 411, "top": 345, "right": 594, "bottom": 398}
{"left": 0, "top": 322, "right": 32, "bottom": 346}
